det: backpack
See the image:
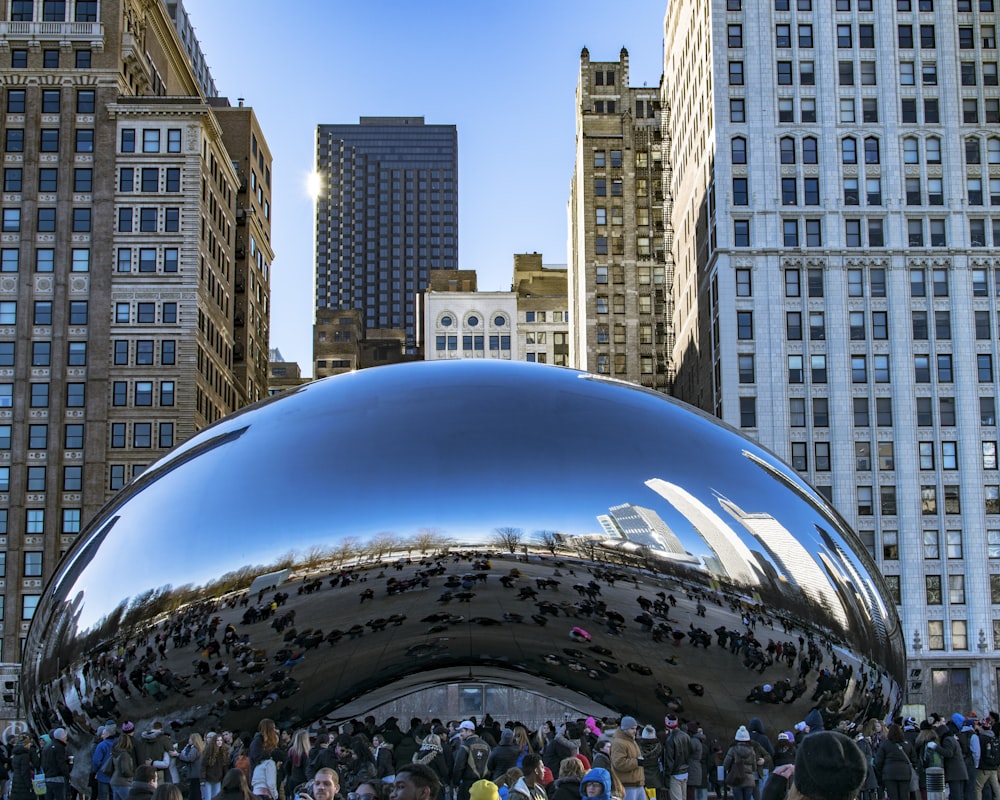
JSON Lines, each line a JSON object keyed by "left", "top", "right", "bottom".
{"left": 464, "top": 741, "right": 491, "bottom": 780}
{"left": 981, "top": 736, "right": 1000, "bottom": 770}
{"left": 923, "top": 744, "right": 944, "bottom": 771}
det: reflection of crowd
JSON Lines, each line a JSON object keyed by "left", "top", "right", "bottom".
{"left": 28, "top": 550, "right": 899, "bottom": 800}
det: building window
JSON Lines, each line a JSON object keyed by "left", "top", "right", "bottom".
{"left": 737, "top": 311, "right": 753, "bottom": 340}
{"left": 740, "top": 397, "right": 757, "bottom": 428}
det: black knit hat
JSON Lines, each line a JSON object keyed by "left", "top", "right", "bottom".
{"left": 794, "top": 731, "right": 867, "bottom": 800}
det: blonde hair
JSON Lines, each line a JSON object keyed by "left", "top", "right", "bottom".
{"left": 188, "top": 733, "right": 204, "bottom": 753}
{"left": 559, "top": 758, "right": 585, "bottom": 778}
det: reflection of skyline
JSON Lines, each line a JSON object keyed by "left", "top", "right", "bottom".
{"left": 599, "top": 503, "right": 698, "bottom": 565}
{"left": 645, "top": 478, "right": 762, "bottom": 585}
{"left": 719, "top": 496, "right": 848, "bottom": 628}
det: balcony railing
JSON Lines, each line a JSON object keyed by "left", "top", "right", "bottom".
{"left": 0, "top": 20, "right": 104, "bottom": 42}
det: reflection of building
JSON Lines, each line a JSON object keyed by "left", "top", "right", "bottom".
{"left": 645, "top": 479, "right": 760, "bottom": 586}
{"left": 314, "top": 117, "right": 458, "bottom": 364}
{"left": 718, "top": 497, "right": 847, "bottom": 628}
{"left": 607, "top": 503, "right": 685, "bottom": 554}
{"left": 0, "top": 0, "right": 271, "bottom": 661}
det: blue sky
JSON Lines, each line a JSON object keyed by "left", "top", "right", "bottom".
{"left": 188, "top": 1, "right": 666, "bottom": 373}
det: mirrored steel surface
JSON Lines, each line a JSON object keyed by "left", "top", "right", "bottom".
{"left": 24, "top": 361, "right": 904, "bottom": 737}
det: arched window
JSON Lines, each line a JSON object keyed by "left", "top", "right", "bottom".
{"left": 802, "top": 137, "right": 818, "bottom": 164}
{"left": 864, "top": 137, "right": 880, "bottom": 164}
{"left": 492, "top": 314, "right": 507, "bottom": 327}
{"left": 780, "top": 137, "right": 796, "bottom": 164}
{"left": 439, "top": 314, "right": 454, "bottom": 328}
{"left": 842, "top": 137, "right": 857, "bottom": 164}
{"left": 903, "top": 137, "right": 919, "bottom": 164}
{"left": 732, "top": 137, "right": 747, "bottom": 164}
{"left": 966, "top": 136, "right": 982, "bottom": 165}
{"left": 926, "top": 136, "right": 942, "bottom": 164}
{"left": 988, "top": 137, "right": 1000, "bottom": 164}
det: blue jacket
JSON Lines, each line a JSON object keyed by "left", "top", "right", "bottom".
{"left": 580, "top": 768, "right": 611, "bottom": 800}
{"left": 92, "top": 736, "right": 117, "bottom": 785}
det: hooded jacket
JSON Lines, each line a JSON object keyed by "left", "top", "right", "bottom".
{"left": 580, "top": 768, "right": 612, "bottom": 800}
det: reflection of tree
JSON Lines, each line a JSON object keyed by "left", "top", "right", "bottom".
{"left": 332, "top": 537, "right": 360, "bottom": 566}
{"left": 493, "top": 526, "right": 524, "bottom": 553}
{"left": 367, "top": 532, "right": 398, "bottom": 561}
{"left": 413, "top": 528, "right": 448, "bottom": 555}
{"left": 536, "top": 530, "right": 559, "bottom": 556}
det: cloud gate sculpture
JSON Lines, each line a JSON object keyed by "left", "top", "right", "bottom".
{"left": 24, "top": 361, "right": 904, "bottom": 739}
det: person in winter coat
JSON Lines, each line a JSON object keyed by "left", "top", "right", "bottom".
{"left": 549, "top": 757, "right": 585, "bottom": 800}
{"left": 543, "top": 726, "right": 582, "bottom": 777}
{"left": 939, "top": 720, "right": 970, "bottom": 800}
{"left": 759, "top": 731, "right": 867, "bottom": 800}
{"left": 284, "top": 731, "right": 310, "bottom": 799}
{"left": 490, "top": 731, "right": 522, "bottom": 781}
{"left": 608, "top": 719, "right": 643, "bottom": 800}
{"left": 591, "top": 741, "right": 612, "bottom": 776}
{"left": 202, "top": 734, "right": 230, "bottom": 800}
{"left": 212, "top": 768, "right": 253, "bottom": 800}
{"left": 852, "top": 734, "right": 878, "bottom": 800}
{"left": 874, "top": 724, "right": 916, "bottom": 800}
{"left": 178, "top": 734, "right": 205, "bottom": 800}
{"left": 685, "top": 723, "right": 707, "bottom": 800}
{"left": 413, "top": 734, "right": 449, "bottom": 800}
{"left": 580, "top": 768, "right": 612, "bottom": 800}
{"left": 93, "top": 724, "right": 119, "bottom": 800}
{"left": 10, "top": 736, "right": 39, "bottom": 800}
{"left": 508, "top": 755, "right": 547, "bottom": 800}
{"left": 770, "top": 735, "right": 795, "bottom": 770}
{"left": 722, "top": 728, "right": 756, "bottom": 800}
{"left": 41, "top": 728, "right": 71, "bottom": 800}
{"left": 636, "top": 728, "right": 664, "bottom": 796}
{"left": 110, "top": 733, "right": 137, "bottom": 800}
{"left": 372, "top": 734, "right": 395, "bottom": 783}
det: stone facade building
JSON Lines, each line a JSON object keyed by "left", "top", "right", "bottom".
{"left": 662, "top": 0, "right": 1000, "bottom": 713}
{"left": 0, "top": 0, "right": 272, "bottom": 659}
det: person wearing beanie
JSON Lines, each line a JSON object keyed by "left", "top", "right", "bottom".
{"left": 938, "top": 717, "right": 970, "bottom": 800}
{"left": 662, "top": 716, "right": 692, "bottom": 800}
{"left": 722, "top": 728, "right": 757, "bottom": 800}
{"left": 92, "top": 723, "right": 119, "bottom": 800}
{"left": 469, "top": 779, "right": 501, "bottom": 800}
{"left": 609, "top": 719, "right": 643, "bottom": 800}
{"left": 579, "top": 768, "right": 612, "bottom": 800}
{"left": 637, "top": 726, "right": 664, "bottom": 797}
{"left": 40, "top": 729, "right": 70, "bottom": 800}
{"left": 685, "top": 724, "right": 708, "bottom": 800}
{"left": 791, "top": 731, "right": 868, "bottom": 800}
{"left": 488, "top": 731, "right": 521, "bottom": 782}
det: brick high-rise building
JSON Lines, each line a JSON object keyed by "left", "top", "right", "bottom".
{"left": 568, "top": 48, "right": 673, "bottom": 393}
{"left": 0, "top": 0, "right": 272, "bottom": 664}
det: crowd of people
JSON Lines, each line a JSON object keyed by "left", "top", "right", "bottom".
{"left": 0, "top": 708, "right": 995, "bottom": 800}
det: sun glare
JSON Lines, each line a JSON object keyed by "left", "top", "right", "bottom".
{"left": 306, "top": 171, "right": 322, "bottom": 199}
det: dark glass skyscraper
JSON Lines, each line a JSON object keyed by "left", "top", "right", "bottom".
{"left": 315, "top": 117, "right": 458, "bottom": 356}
